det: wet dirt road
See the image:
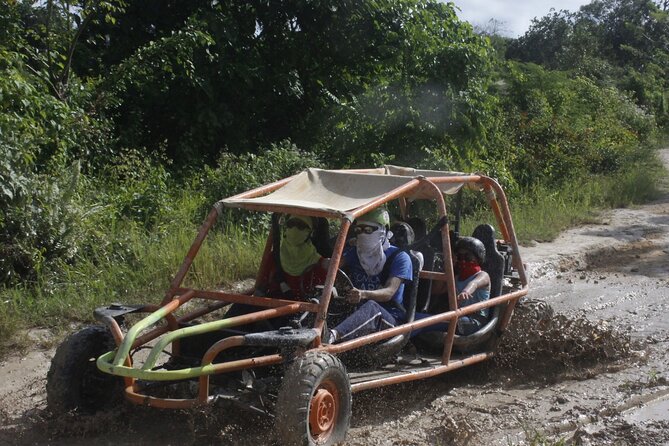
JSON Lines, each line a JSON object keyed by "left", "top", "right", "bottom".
{"left": 2, "top": 150, "right": 668, "bottom": 445}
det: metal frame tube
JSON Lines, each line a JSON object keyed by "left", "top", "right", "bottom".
{"left": 114, "top": 290, "right": 196, "bottom": 367}
{"left": 162, "top": 208, "right": 219, "bottom": 305}
{"left": 320, "top": 289, "right": 527, "bottom": 356}
{"left": 351, "top": 352, "right": 492, "bottom": 392}
{"left": 314, "top": 218, "right": 352, "bottom": 342}
{"left": 100, "top": 347, "right": 285, "bottom": 382}
{"left": 175, "top": 288, "right": 319, "bottom": 311}
{"left": 483, "top": 184, "right": 510, "bottom": 241}
{"left": 141, "top": 303, "right": 302, "bottom": 370}
{"left": 479, "top": 177, "right": 528, "bottom": 331}
{"left": 424, "top": 180, "right": 458, "bottom": 364}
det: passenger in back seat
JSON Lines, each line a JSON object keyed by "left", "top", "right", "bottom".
{"left": 414, "top": 236, "right": 490, "bottom": 336}
{"left": 390, "top": 221, "right": 424, "bottom": 271}
{"left": 451, "top": 237, "right": 491, "bottom": 334}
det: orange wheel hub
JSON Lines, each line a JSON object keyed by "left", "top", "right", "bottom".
{"left": 309, "top": 381, "right": 339, "bottom": 439}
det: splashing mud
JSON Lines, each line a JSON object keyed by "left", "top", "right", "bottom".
{"left": 495, "top": 299, "right": 635, "bottom": 377}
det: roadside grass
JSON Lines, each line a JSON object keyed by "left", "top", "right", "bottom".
{"left": 0, "top": 215, "right": 263, "bottom": 355}
{"left": 521, "top": 428, "right": 567, "bottom": 446}
{"left": 462, "top": 153, "right": 665, "bottom": 243}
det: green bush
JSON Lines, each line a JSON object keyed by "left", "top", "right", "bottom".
{"left": 498, "top": 62, "right": 656, "bottom": 189}
{"left": 0, "top": 49, "right": 108, "bottom": 285}
{"left": 200, "top": 140, "right": 323, "bottom": 228}
{"left": 0, "top": 206, "right": 264, "bottom": 347}
{"left": 91, "top": 148, "right": 175, "bottom": 229}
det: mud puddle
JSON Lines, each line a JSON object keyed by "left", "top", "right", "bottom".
{"left": 344, "top": 299, "right": 657, "bottom": 446}
{"left": 627, "top": 394, "right": 669, "bottom": 424}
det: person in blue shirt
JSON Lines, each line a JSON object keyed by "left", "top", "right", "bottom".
{"left": 326, "top": 208, "right": 413, "bottom": 343}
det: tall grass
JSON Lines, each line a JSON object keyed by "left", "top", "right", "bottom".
{"left": 0, "top": 198, "right": 264, "bottom": 353}
{"left": 462, "top": 154, "right": 664, "bottom": 243}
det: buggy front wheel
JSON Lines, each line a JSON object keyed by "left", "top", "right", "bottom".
{"left": 47, "top": 325, "right": 124, "bottom": 414}
{"left": 275, "top": 351, "right": 351, "bottom": 446}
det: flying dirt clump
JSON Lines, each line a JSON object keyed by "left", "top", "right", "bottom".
{"left": 494, "top": 299, "right": 634, "bottom": 375}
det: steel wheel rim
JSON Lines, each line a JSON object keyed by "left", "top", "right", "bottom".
{"left": 309, "top": 379, "right": 339, "bottom": 442}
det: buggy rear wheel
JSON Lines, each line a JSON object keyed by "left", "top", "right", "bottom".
{"left": 47, "top": 325, "right": 124, "bottom": 414}
{"left": 275, "top": 351, "right": 351, "bottom": 445}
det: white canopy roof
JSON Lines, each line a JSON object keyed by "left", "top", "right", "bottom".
{"left": 220, "top": 166, "right": 476, "bottom": 216}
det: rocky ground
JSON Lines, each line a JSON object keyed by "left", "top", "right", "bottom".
{"left": 2, "top": 150, "right": 668, "bottom": 446}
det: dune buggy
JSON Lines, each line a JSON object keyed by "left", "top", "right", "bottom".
{"left": 47, "top": 166, "right": 528, "bottom": 445}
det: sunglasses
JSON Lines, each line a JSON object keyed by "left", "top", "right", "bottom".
{"left": 285, "top": 219, "right": 311, "bottom": 231}
{"left": 353, "top": 224, "right": 381, "bottom": 235}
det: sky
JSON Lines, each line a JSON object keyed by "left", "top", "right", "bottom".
{"left": 452, "top": 0, "right": 591, "bottom": 37}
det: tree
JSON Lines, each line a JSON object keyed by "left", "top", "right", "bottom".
{"left": 16, "top": 0, "right": 125, "bottom": 99}
{"left": 506, "top": 9, "right": 574, "bottom": 68}
{"left": 73, "top": 0, "right": 210, "bottom": 77}
{"left": 96, "top": 0, "right": 495, "bottom": 167}
{"left": 507, "top": 0, "right": 669, "bottom": 124}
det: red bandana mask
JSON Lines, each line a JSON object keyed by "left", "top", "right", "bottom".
{"left": 456, "top": 260, "right": 481, "bottom": 281}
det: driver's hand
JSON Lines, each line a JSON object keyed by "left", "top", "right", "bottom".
{"left": 345, "top": 288, "right": 364, "bottom": 304}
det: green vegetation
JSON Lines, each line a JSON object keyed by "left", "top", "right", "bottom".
{"left": 0, "top": 196, "right": 265, "bottom": 354}
{"left": 458, "top": 155, "right": 662, "bottom": 243}
{"left": 1, "top": 0, "right": 668, "bottom": 350}
{"left": 507, "top": 157, "right": 662, "bottom": 242}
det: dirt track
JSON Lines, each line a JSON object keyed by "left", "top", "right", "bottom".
{"left": 2, "top": 150, "right": 668, "bottom": 445}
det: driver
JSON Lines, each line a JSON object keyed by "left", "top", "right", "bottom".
{"left": 227, "top": 215, "right": 327, "bottom": 329}
{"left": 255, "top": 214, "right": 328, "bottom": 300}
{"left": 326, "top": 208, "right": 413, "bottom": 343}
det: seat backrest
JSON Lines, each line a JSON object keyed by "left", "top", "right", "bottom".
{"left": 390, "top": 221, "right": 433, "bottom": 312}
{"left": 402, "top": 251, "right": 421, "bottom": 323}
{"left": 414, "top": 246, "right": 435, "bottom": 312}
{"left": 405, "top": 217, "right": 427, "bottom": 241}
{"left": 389, "top": 221, "right": 414, "bottom": 250}
{"left": 471, "top": 224, "right": 504, "bottom": 298}
{"left": 311, "top": 217, "right": 332, "bottom": 258}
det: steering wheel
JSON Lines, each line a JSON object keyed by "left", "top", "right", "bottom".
{"left": 325, "top": 269, "right": 356, "bottom": 323}
{"left": 332, "top": 268, "right": 354, "bottom": 298}
{"left": 290, "top": 268, "right": 355, "bottom": 329}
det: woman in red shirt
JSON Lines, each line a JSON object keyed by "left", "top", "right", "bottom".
{"left": 256, "top": 214, "right": 328, "bottom": 300}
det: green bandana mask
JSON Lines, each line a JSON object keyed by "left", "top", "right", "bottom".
{"left": 284, "top": 227, "right": 309, "bottom": 246}
{"left": 280, "top": 227, "right": 321, "bottom": 276}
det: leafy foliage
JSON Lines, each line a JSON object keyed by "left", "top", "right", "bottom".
{"left": 104, "top": 23, "right": 217, "bottom": 164}
{"left": 497, "top": 62, "right": 656, "bottom": 188}
{"left": 0, "top": 47, "right": 109, "bottom": 284}
{"left": 201, "top": 140, "right": 323, "bottom": 228}
{"left": 507, "top": 0, "right": 669, "bottom": 125}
